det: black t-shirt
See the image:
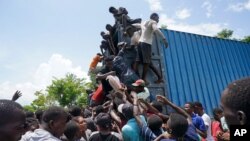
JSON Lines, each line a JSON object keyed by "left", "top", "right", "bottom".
{"left": 89, "top": 132, "right": 120, "bottom": 141}
{"left": 112, "top": 49, "right": 139, "bottom": 86}
{"left": 99, "top": 67, "right": 113, "bottom": 95}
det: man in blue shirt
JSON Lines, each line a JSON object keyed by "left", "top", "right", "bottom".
{"left": 184, "top": 102, "right": 207, "bottom": 139}
{"left": 119, "top": 103, "right": 147, "bottom": 141}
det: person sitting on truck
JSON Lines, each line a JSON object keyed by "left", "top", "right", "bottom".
{"left": 96, "top": 56, "right": 116, "bottom": 97}
{"left": 101, "top": 31, "right": 116, "bottom": 55}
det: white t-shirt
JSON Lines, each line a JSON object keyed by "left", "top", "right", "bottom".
{"left": 131, "top": 31, "right": 141, "bottom": 46}
{"left": 202, "top": 113, "right": 214, "bottom": 141}
{"left": 220, "top": 116, "right": 229, "bottom": 131}
{"left": 20, "top": 129, "right": 61, "bottom": 141}
{"left": 137, "top": 87, "right": 150, "bottom": 100}
{"left": 139, "top": 20, "right": 157, "bottom": 45}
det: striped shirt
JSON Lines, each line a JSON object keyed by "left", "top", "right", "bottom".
{"left": 140, "top": 124, "right": 157, "bottom": 141}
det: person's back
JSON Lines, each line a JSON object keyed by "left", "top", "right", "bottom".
{"left": 22, "top": 128, "right": 61, "bottom": 141}
{"left": 119, "top": 103, "right": 147, "bottom": 141}
{"left": 122, "top": 115, "right": 146, "bottom": 141}
{"left": 89, "top": 131, "right": 120, "bottom": 141}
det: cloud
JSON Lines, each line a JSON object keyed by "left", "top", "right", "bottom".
{"left": 175, "top": 8, "right": 191, "bottom": 20}
{"left": 145, "top": 0, "right": 163, "bottom": 12}
{"left": 145, "top": 0, "right": 225, "bottom": 36}
{"left": 159, "top": 14, "right": 227, "bottom": 36}
{"left": 228, "top": 0, "right": 250, "bottom": 12}
{"left": 0, "top": 54, "right": 88, "bottom": 105}
{"left": 202, "top": 1, "right": 213, "bottom": 18}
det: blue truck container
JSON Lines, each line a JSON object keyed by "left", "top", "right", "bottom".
{"left": 116, "top": 26, "right": 250, "bottom": 116}
{"left": 158, "top": 29, "right": 250, "bottom": 116}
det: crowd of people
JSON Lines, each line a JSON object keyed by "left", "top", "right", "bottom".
{"left": 1, "top": 77, "right": 250, "bottom": 141}
{"left": 1, "top": 6, "right": 250, "bottom": 141}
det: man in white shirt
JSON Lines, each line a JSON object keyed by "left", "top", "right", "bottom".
{"left": 21, "top": 106, "right": 70, "bottom": 141}
{"left": 194, "top": 102, "right": 214, "bottom": 141}
{"left": 133, "top": 13, "right": 168, "bottom": 84}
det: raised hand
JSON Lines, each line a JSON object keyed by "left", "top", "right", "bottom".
{"left": 156, "top": 95, "right": 170, "bottom": 105}
{"left": 12, "top": 90, "right": 22, "bottom": 101}
{"left": 119, "top": 83, "right": 127, "bottom": 92}
{"left": 103, "top": 100, "right": 111, "bottom": 107}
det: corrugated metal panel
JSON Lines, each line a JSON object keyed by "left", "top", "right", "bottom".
{"left": 160, "top": 29, "right": 250, "bottom": 115}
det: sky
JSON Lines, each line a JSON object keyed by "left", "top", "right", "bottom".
{"left": 1, "top": 0, "right": 250, "bottom": 105}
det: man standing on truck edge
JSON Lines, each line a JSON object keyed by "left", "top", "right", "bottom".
{"left": 133, "top": 13, "right": 168, "bottom": 84}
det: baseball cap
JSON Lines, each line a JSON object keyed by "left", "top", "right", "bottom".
{"left": 132, "top": 79, "right": 145, "bottom": 87}
{"left": 117, "top": 103, "right": 133, "bottom": 119}
{"left": 117, "top": 104, "right": 124, "bottom": 114}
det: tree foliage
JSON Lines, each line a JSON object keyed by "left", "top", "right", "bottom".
{"left": 24, "top": 73, "right": 90, "bottom": 111}
{"left": 241, "top": 36, "right": 250, "bottom": 43}
{"left": 46, "top": 73, "right": 88, "bottom": 107}
{"left": 23, "top": 105, "right": 36, "bottom": 112}
{"left": 23, "top": 90, "right": 55, "bottom": 112}
{"left": 216, "top": 29, "right": 233, "bottom": 39}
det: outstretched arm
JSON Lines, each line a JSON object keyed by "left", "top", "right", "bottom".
{"left": 152, "top": 23, "right": 168, "bottom": 48}
{"left": 139, "top": 99, "right": 169, "bottom": 121}
{"left": 156, "top": 95, "right": 192, "bottom": 124}
{"left": 131, "top": 91, "right": 144, "bottom": 127}
{"left": 156, "top": 95, "right": 208, "bottom": 138}
{"left": 132, "top": 23, "right": 141, "bottom": 29}
{"left": 96, "top": 71, "right": 116, "bottom": 80}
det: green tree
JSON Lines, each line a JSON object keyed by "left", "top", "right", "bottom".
{"left": 24, "top": 73, "right": 90, "bottom": 110}
{"left": 24, "top": 90, "right": 54, "bottom": 112}
{"left": 216, "top": 29, "right": 233, "bottom": 39}
{"left": 31, "top": 90, "right": 49, "bottom": 110}
{"left": 23, "top": 105, "right": 36, "bottom": 112}
{"left": 46, "top": 73, "right": 88, "bottom": 107}
{"left": 241, "top": 36, "right": 250, "bottom": 43}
